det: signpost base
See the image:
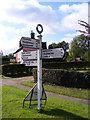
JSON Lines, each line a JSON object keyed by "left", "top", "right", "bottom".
{"left": 22, "top": 83, "right": 47, "bottom": 108}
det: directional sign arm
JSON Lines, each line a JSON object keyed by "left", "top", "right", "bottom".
{"left": 42, "top": 48, "right": 64, "bottom": 59}
{"left": 21, "top": 38, "right": 39, "bottom": 48}
{"left": 22, "top": 51, "right": 37, "bottom": 60}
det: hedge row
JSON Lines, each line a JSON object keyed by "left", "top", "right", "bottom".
{"left": 0, "top": 58, "right": 10, "bottom": 64}
{"left": 42, "top": 61, "right": 90, "bottom": 70}
{"left": 33, "top": 68, "right": 90, "bottom": 89}
{"left": 2, "top": 64, "right": 33, "bottom": 77}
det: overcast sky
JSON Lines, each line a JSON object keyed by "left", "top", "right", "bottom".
{"left": 0, "top": 0, "right": 89, "bottom": 55}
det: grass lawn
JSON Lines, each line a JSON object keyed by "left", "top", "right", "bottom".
{"left": 0, "top": 75, "right": 10, "bottom": 79}
{"left": 1, "top": 85, "right": 88, "bottom": 119}
{"left": 21, "top": 80, "right": 89, "bottom": 100}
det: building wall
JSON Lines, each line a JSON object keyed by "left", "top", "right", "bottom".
{"left": 14, "top": 48, "right": 38, "bottom": 63}
{"left": 17, "top": 49, "right": 23, "bottom": 63}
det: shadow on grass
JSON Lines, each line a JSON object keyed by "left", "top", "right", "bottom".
{"left": 1, "top": 108, "right": 88, "bottom": 120}
{"left": 43, "top": 108, "right": 88, "bottom": 120}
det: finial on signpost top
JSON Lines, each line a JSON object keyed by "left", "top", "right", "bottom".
{"left": 36, "top": 24, "right": 43, "bottom": 35}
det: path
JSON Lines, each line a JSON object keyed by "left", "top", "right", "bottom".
{"left": 0, "top": 76, "right": 90, "bottom": 105}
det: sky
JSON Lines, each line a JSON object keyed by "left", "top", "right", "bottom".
{"left": 0, "top": 0, "right": 89, "bottom": 55}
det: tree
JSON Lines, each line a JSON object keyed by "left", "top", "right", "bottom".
{"left": 48, "top": 43, "right": 57, "bottom": 49}
{"left": 48, "top": 41, "right": 69, "bottom": 61}
{"left": 3, "top": 53, "right": 13, "bottom": 59}
{"left": 8, "top": 53, "right": 14, "bottom": 59}
{"left": 69, "top": 34, "right": 89, "bottom": 61}
{"left": 57, "top": 41, "right": 69, "bottom": 51}
{"left": 48, "top": 41, "right": 69, "bottom": 51}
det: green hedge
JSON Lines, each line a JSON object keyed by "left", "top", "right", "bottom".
{"left": 1, "top": 58, "right": 10, "bottom": 64}
{"left": 2, "top": 64, "right": 33, "bottom": 77}
{"left": 42, "top": 61, "right": 90, "bottom": 70}
{"left": 33, "top": 68, "right": 90, "bottom": 89}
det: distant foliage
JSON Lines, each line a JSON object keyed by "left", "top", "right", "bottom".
{"left": 3, "top": 53, "right": 14, "bottom": 59}
{"left": 42, "top": 61, "right": 90, "bottom": 70}
{"left": 2, "top": 64, "right": 33, "bottom": 77}
{"left": 48, "top": 43, "right": 57, "bottom": 49}
{"left": 48, "top": 41, "right": 69, "bottom": 51}
{"left": 48, "top": 41, "right": 69, "bottom": 61}
{"left": 69, "top": 34, "right": 89, "bottom": 61}
{"left": 2, "top": 58, "right": 10, "bottom": 64}
{"left": 33, "top": 68, "right": 90, "bottom": 89}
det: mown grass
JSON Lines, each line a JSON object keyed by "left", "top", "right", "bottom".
{"left": 21, "top": 80, "right": 89, "bottom": 100}
{"left": 0, "top": 75, "right": 10, "bottom": 79}
{"left": 1, "top": 85, "right": 88, "bottom": 119}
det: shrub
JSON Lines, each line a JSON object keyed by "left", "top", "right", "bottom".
{"left": 33, "top": 68, "right": 90, "bottom": 89}
{"left": 42, "top": 61, "right": 90, "bottom": 70}
{"left": 0, "top": 58, "right": 10, "bottom": 64}
{"left": 2, "top": 64, "right": 33, "bottom": 77}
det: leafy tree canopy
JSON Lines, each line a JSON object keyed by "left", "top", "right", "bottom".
{"left": 3, "top": 53, "right": 13, "bottom": 59}
{"left": 69, "top": 34, "right": 89, "bottom": 61}
{"left": 48, "top": 41, "right": 69, "bottom": 61}
{"left": 48, "top": 41, "right": 69, "bottom": 51}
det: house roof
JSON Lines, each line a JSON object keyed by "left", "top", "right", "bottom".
{"left": 13, "top": 46, "right": 37, "bottom": 55}
{"left": 21, "top": 36, "right": 30, "bottom": 40}
{"left": 13, "top": 46, "right": 23, "bottom": 54}
{"left": 13, "top": 36, "right": 31, "bottom": 54}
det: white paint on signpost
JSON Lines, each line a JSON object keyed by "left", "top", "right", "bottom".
{"left": 22, "top": 51, "right": 37, "bottom": 60}
{"left": 21, "top": 37, "right": 39, "bottom": 48}
{"left": 37, "top": 35, "right": 42, "bottom": 111}
{"left": 23, "top": 60, "right": 37, "bottom": 66}
{"left": 42, "top": 48, "right": 64, "bottom": 59}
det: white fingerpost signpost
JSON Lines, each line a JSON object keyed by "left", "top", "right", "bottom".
{"left": 36, "top": 24, "right": 43, "bottom": 111}
{"left": 22, "top": 24, "right": 65, "bottom": 110}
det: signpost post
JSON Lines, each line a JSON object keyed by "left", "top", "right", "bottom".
{"left": 22, "top": 24, "right": 46, "bottom": 110}
{"left": 36, "top": 24, "right": 43, "bottom": 111}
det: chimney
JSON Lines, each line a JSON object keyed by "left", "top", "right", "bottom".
{"left": 42, "top": 42, "right": 47, "bottom": 49}
{"left": 31, "top": 30, "right": 35, "bottom": 39}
